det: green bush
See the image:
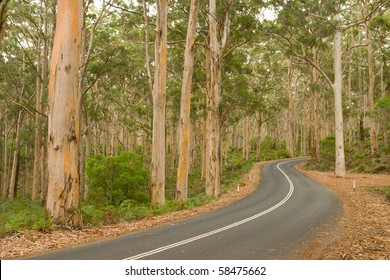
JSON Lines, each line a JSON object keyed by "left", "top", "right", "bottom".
{"left": 0, "top": 198, "right": 51, "bottom": 236}
{"left": 85, "top": 152, "right": 149, "bottom": 206}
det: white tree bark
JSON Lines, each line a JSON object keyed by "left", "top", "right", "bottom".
{"left": 176, "top": 0, "right": 199, "bottom": 202}
{"left": 150, "top": 0, "right": 167, "bottom": 205}
{"left": 333, "top": 18, "right": 346, "bottom": 178}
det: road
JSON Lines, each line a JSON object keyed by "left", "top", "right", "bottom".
{"left": 30, "top": 158, "right": 341, "bottom": 260}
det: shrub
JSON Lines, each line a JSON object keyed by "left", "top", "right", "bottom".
{"left": 85, "top": 152, "right": 149, "bottom": 206}
{"left": 0, "top": 198, "right": 51, "bottom": 235}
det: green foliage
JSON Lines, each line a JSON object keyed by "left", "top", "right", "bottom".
{"left": 258, "top": 136, "right": 291, "bottom": 161}
{"left": 85, "top": 152, "right": 150, "bottom": 207}
{"left": 305, "top": 136, "right": 390, "bottom": 174}
{"left": 0, "top": 198, "right": 51, "bottom": 236}
{"left": 364, "top": 186, "right": 390, "bottom": 203}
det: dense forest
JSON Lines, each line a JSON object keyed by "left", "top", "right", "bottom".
{"left": 0, "top": 0, "right": 389, "bottom": 231}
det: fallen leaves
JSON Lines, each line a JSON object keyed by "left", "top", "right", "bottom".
{"left": 295, "top": 164, "right": 390, "bottom": 260}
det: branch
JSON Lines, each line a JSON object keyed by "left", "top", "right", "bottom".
{"left": 221, "top": 38, "right": 251, "bottom": 61}
{"left": 281, "top": 35, "right": 334, "bottom": 87}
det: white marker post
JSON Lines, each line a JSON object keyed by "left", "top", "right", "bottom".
{"left": 237, "top": 184, "right": 240, "bottom": 193}
{"left": 353, "top": 180, "right": 356, "bottom": 191}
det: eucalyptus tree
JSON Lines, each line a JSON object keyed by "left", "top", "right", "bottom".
{"left": 269, "top": 0, "right": 348, "bottom": 176}
{"left": 46, "top": 0, "right": 83, "bottom": 226}
{"left": 149, "top": 0, "right": 168, "bottom": 205}
{"left": 175, "top": 0, "right": 200, "bottom": 202}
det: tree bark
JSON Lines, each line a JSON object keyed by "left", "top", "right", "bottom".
{"left": 150, "top": 0, "right": 167, "bottom": 205}
{"left": 205, "top": 0, "right": 229, "bottom": 197}
{"left": 287, "top": 59, "right": 295, "bottom": 156}
{"left": 311, "top": 47, "right": 320, "bottom": 160}
{"left": 347, "top": 27, "right": 355, "bottom": 153}
{"left": 32, "top": 1, "right": 49, "bottom": 200}
{"left": 366, "top": 23, "right": 378, "bottom": 155}
{"left": 333, "top": 19, "right": 346, "bottom": 178}
{"left": 46, "top": 0, "right": 83, "bottom": 227}
{"left": 9, "top": 110, "right": 23, "bottom": 198}
{"left": 1, "top": 120, "right": 8, "bottom": 198}
{"left": 143, "top": 0, "right": 153, "bottom": 93}
{"left": 176, "top": 0, "right": 199, "bottom": 202}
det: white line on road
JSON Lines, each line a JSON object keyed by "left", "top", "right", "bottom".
{"left": 125, "top": 161, "right": 295, "bottom": 260}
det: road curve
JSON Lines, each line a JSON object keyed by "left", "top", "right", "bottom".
{"left": 29, "top": 158, "right": 341, "bottom": 260}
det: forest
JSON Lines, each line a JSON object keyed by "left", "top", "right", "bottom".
{"left": 0, "top": 0, "right": 389, "bottom": 234}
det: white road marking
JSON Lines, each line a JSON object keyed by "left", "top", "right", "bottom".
{"left": 125, "top": 161, "right": 295, "bottom": 260}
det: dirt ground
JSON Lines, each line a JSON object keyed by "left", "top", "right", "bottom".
{"left": 0, "top": 159, "right": 389, "bottom": 260}
{"left": 295, "top": 164, "right": 390, "bottom": 260}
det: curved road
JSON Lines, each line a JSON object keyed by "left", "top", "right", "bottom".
{"left": 30, "top": 158, "right": 341, "bottom": 260}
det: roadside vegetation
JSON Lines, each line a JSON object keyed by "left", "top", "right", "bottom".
{"left": 305, "top": 136, "right": 390, "bottom": 174}
{"left": 0, "top": 137, "right": 290, "bottom": 236}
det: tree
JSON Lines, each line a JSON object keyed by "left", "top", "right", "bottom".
{"left": 150, "top": 0, "right": 168, "bottom": 205}
{"left": 46, "top": 0, "right": 83, "bottom": 227}
{"left": 175, "top": 0, "right": 199, "bottom": 202}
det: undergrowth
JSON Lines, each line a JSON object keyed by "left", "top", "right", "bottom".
{"left": 0, "top": 140, "right": 291, "bottom": 233}
{"left": 305, "top": 136, "right": 390, "bottom": 174}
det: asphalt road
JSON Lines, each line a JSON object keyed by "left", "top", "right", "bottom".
{"left": 29, "top": 158, "right": 341, "bottom": 260}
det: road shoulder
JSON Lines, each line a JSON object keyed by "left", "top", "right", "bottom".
{"left": 294, "top": 163, "right": 390, "bottom": 260}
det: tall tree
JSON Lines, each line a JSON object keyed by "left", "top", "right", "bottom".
{"left": 333, "top": 12, "right": 346, "bottom": 177}
{"left": 150, "top": 0, "right": 168, "bottom": 205}
{"left": 175, "top": 0, "right": 199, "bottom": 202}
{"left": 205, "top": 0, "right": 231, "bottom": 197}
{"left": 46, "top": 0, "right": 83, "bottom": 226}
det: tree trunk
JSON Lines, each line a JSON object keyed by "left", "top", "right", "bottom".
{"left": 150, "top": 0, "right": 167, "bottom": 205}
{"left": 256, "top": 92, "right": 262, "bottom": 159}
{"left": 347, "top": 27, "right": 354, "bottom": 153}
{"left": 333, "top": 20, "right": 346, "bottom": 178}
{"left": 243, "top": 116, "right": 250, "bottom": 160}
{"left": 143, "top": 0, "right": 153, "bottom": 93}
{"left": 32, "top": 3, "right": 49, "bottom": 200}
{"left": 46, "top": 0, "right": 83, "bottom": 227}
{"left": 379, "top": 48, "right": 388, "bottom": 149}
{"left": 9, "top": 110, "right": 23, "bottom": 198}
{"left": 176, "top": 0, "right": 199, "bottom": 202}
{"left": 205, "top": 0, "right": 229, "bottom": 197}
{"left": 366, "top": 24, "right": 377, "bottom": 155}
{"left": 287, "top": 59, "right": 295, "bottom": 156}
{"left": 311, "top": 47, "right": 320, "bottom": 160}
{"left": 1, "top": 120, "right": 8, "bottom": 198}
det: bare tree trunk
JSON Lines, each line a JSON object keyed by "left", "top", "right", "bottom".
{"left": 201, "top": 112, "right": 206, "bottom": 180}
{"left": 143, "top": 0, "right": 153, "bottom": 93}
{"left": 379, "top": 48, "right": 388, "bottom": 149}
{"left": 366, "top": 24, "right": 377, "bottom": 155}
{"left": 347, "top": 27, "right": 355, "bottom": 153}
{"left": 311, "top": 47, "right": 320, "bottom": 160}
{"left": 287, "top": 59, "right": 295, "bottom": 156}
{"left": 256, "top": 92, "right": 262, "bottom": 159}
{"left": 33, "top": 1, "right": 49, "bottom": 200}
{"left": 176, "top": 0, "right": 199, "bottom": 202}
{"left": 243, "top": 116, "right": 250, "bottom": 160}
{"left": 333, "top": 19, "right": 346, "bottom": 178}
{"left": 9, "top": 110, "right": 23, "bottom": 198}
{"left": 1, "top": 120, "right": 8, "bottom": 198}
{"left": 46, "top": 0, "right": 83, "bottom": 227}
{"left": 150, "top": 0, "right": 167, "bottom": 205}
{"left": 205, "top": 0, "right": 229, "bottom": 197}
